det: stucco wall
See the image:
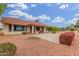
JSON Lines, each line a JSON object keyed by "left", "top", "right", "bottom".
{"left": 2, "top": 24, "right": 9, "bottom": 33}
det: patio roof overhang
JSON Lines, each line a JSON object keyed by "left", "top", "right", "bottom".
{"left": 2, "top": 17, "right": 48, "bottom": 27}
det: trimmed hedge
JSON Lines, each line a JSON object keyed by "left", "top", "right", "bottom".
{"left": 22, "top": 32, "right": 27, "bottom": 35}
{"left": 22, "top": 32, "right": 30, "bottom": 35}
{"left": 0, "top": 42, "right": 16, "bottom": 56}
{"left": 59, "top": 32, "right": 75, "bottom": 46}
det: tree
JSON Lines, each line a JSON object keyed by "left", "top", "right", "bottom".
{"left": 0, "top": 4, "right": 6, "bottom": 15}
{"left": 60, "top": 27, "right": 66, "bottom": 31}
{"left": 74, "top": 20, "right": 79, "bottom": 28}
{"left": 0, "top": 4, "right": 6, "bottom": 20}
{"left": 65, "top": 24, "right": 75, "bottom": 31}
{"left": 74, "top": 20, "right": 79, "bottom": 32}
{"left": 48, "top": 26, "right": 59, "bottom": 33}
{"left": 0, "top": 4, "right": 6, "bottom": 30}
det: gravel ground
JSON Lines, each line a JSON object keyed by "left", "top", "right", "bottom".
{"left": 0, "top": 32, "right": 79, "bottom": 56}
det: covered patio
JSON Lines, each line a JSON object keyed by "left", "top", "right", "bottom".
{"left": 7, "top": 24, "right": 48, "bottom": 34}
{"left": 1, "top": 17, "right": 49, "bottom": 35}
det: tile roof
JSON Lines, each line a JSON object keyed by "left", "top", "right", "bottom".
{"left": 2, "top": 17, "right": 48, "bottom": 27}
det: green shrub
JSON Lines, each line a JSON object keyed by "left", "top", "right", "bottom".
{"left": 22, "top": 32, "right": 27, "bottom": 35}
{"left": 22, "top": 32, "right": 30, "bottom": 34}
{"left": 77, "top": 28, "right": 79, "bottom": 32}
{"left": 78, "top": 30, "right": 79, "bottom": 32}
{"left": 0, "top": 42, "right": 16, "bottom": 56}
{"left": 52, "top": 31, "right": 57, "bottom": 33}
{"left": 49, "top": 26, "right": 59, "bottom": 33}
{"left": 69, "top": 28, "right": 75, "bottom": 31}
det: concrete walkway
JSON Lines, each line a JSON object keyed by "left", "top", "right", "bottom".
{"left": 34, "top": 32, "right": 60, "bottom": 43}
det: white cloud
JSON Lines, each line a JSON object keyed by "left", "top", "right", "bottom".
{"left": 56, "top": 3, "right": 61, "bottom": 5}
{"left": 36, "top": 14, "right": 51, "bottom": 22}
{"left": 7, "top": 3, "right": 28, "bottom": 10}
{"left": 8, "top": 16, "right": 19, "bottom": 18}
{"left": 65, "top": 18, "right": 79, "bottom": 25}
{"left": 65, "top": 13, "right": 79, "bottom": 25}
{"left": 9, "top": 10, "right": 24, "bottom": 17}
{"left": 46, "top": 3, "right": 61, "bottom": 7}
{"left": 37, "top": 15, "right": 51, "bottom": 20}
{"left": 7, "top": 4, "right": 15, "bottom": 8}
{"left": 75, "top": 13, "right": 79, "bottom": 17}
{"left": 46, "top": 4, "right": 52, "bottom": 7}
{"left": 59, "top": 4, "right": 69, "bottom": 9}
{"left": 31, "top": 4, "right": 37, "bottom": 7}
{"left": 52, "top": 16, "right": 65, "bottom": 23}
{"left": 9, "top": 10, "right": 35, "bottom": 20}
{"left": 9, "top": 10, "right": 51, "bottom": 22}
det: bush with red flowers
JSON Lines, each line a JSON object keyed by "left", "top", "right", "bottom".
{"left": 59, "top": 32, "right": 75, "bottom": 46}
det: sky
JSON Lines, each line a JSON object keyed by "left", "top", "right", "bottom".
{"left": 3, "top": 3, "right": 79, "bottom": 27}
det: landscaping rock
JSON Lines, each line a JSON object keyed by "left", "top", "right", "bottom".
{"left": 59, "top": 32, "right": 75, "bottom": 46}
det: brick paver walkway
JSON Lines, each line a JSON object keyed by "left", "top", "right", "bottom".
{"left": 0, "top": 32, "right": 79, "bottom": 56}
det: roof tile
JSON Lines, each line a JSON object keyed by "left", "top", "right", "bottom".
{"left": 2, "top": 17, "right": 48, "bottom": 27}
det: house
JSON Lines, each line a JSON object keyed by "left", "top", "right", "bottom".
{"left": 1, "top": 17, "right": 49, "bottom": 35}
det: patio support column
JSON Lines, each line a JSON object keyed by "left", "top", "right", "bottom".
{"left": 24, "top": 26, "right": 26, "bottom": 31}
{"left": 3, "top": 24, "right": 9, "bottom": 32}
{"left": 27, "top": 26, "right": 30, "bottom": 33}
{"left": 12, "top": 25, "right": 14, "bottom": 32}
{"left": 40, "top": 27, "right": 42, "bottom": 31}
{"left": 34, "top": 27, "right": 36, "bottom": 34}
{"left": 44, "top": 27, "right": 47, "bottom": 33}
{"left": 31, "top": 26, "right": 34, "bottom": 34}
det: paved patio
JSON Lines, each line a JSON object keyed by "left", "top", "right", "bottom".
{"left": 34, "top": 32, "right": 60, "bottom": 43}
{"left": 0, "top": 32, "right": 79, "bottom": 56}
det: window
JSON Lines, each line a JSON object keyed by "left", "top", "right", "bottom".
{"left": 9, "top": 25, "right": 12, "bottom": 32}
{"left": 14, "top": 25, "right": 24, "bottom": 31}
{"left": 36, "top": 27, "right": 40, "bottom": 31}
